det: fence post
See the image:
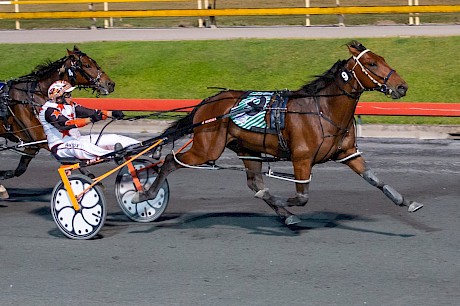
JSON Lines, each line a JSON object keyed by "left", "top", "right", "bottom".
{"left": 305, "top": 0, "right": 310, "bottom": 27}
{"left": 204, "top": 0, "right": 209, "bottom": 27}
{"left": 408, "top": 0, "right": 414, "bottom": 24}
{"left": 88, "top": 2, "right": 97, "bottom": 29}
{"left": 336, "top": 0, "right": 345, "bottom": 27}
{"left": 208, "top": 0, "right": 217, "bottom": 28}
{"left": 197, "top": 0, "right": 204, "bottom": 28}
{"left": 414, "top": 0, "right": 420, "bottom": 25}
{"left": 104, "top": 2, "right": 109, "bottom": 28}
{"left": 14, "top": 2, "right": 20, "bottom": 30}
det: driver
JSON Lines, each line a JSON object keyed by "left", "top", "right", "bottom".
{"left": 39, "top": 80, "right": 139, "bottom": 161}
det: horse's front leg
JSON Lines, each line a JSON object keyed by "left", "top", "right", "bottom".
{"left": 242, "top": 158, "right": 300, "bottom": 225}
{"left": 345, "top": 156, "right": 423, "bottom": 212}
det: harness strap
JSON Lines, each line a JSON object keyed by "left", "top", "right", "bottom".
{"left": 335, "top": 150, "right": 362, "bottom": 163}
{"left": 171, "top": 149, "right": 220, "bottom": 170}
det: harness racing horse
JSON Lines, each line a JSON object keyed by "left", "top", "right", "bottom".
{"left": 0, "top": 46, "right": 114, "bottom": 197}
{"left": 132, "top": 40, "right": 423, "bottom": 225}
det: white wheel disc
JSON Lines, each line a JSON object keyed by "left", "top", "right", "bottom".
{"left": 51, "top": 174, "right": 106, "bottom": 240}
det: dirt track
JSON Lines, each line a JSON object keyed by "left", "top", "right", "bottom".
{"left": 0, "top": 137, "right": 459, "bottom": 306}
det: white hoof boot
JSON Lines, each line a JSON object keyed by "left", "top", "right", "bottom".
{"left": 0, "top": 185, "right": 9, "bottom": 199}
{"left": 254, "top": 188, "right": 270, "bottom": 199}
{"left": 285, "top": 215, "right": 301, "bottom": 226}
{"left": 408, "top": 201, "right": 423, "bottom": 212}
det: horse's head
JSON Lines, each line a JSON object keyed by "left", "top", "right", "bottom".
{"left": 61, "top": 46, "right": 115, "bottom": 95}
{"left": 346, "top": 41, "right": 408, "bottom": 99}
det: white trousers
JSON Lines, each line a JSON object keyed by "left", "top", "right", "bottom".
{"left": 54, "top": 134, "right": 139, "bottom": 160}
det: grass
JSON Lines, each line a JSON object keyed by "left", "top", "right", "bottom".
{"left": 0, "top": 37, "right": 459, "bottom": 124}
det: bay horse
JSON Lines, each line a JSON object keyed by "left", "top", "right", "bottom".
{"left": 132, "top": 40, "right": 423, "bottom": 225}
{"left": 0, "top": 46, "right": 114, "bottom": 197}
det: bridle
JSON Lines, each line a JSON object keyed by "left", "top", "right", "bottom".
{"left": 0, "top": 52, "right": 106, "bottom": 142}
{"left": 60, "top": 52, "right": 107, "bottom": 96}
{"left": 350, "top": 49, "right": 395, "bottom": 96}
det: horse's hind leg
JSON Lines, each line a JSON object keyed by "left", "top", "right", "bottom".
{"left": 344, "top": 156, "right": 423, "bottom": 212}
{"left": 242, "top": 158, "right": 301, "bottom": 225}
{"left": 131, "top": 152, "right": 181, "bottom": 203}
{"left": 132, "top": 137, "right": 226, "bottom": 203}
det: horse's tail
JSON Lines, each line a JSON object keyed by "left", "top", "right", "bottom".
{"left": 160, "top": 98, "right": 204, "bottom": 141}
{"left": 160, "top": 90, "right": 231, "bottom": 142}
{"left": 161, "top": 112, "right": 195, "bottom": 142}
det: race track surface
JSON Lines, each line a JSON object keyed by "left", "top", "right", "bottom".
{"left": 0, "top": 137, "right": 459, "bottom": 305}
{"left": 1, "top": 24, "right": 460, "bottom": 43}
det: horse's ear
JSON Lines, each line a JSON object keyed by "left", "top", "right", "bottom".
{"left": 67, "top": 48, "right": 77, "bottom": 56}
{"left": 347, "top": 45, "right": 357, "bottom": 57}
{"left": 73, "top": 45, "right": 80, "bottom": 52}
{"left": 347, "top": 40, "right": 367, "bottom": 57}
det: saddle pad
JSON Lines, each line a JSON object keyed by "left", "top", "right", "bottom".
{"left": 230, "top": 91, "right": 274, "bottom": 130}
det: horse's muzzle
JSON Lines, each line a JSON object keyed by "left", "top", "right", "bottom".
{"left": 390, "top": 83, "right": 408, "bottom": 99}
{"left": 99, "top": 80, "right": 115, "bottom": 95}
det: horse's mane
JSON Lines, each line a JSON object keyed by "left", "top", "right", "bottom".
{"left": 290, "top": 40, "right": 367, "bottom": 97}
{"left": 292, "top": 59, "right": 347, "bottom": 97}
{"left": 13, "top": 48, "right": 88, "bottom": 83}
{"left": 12, "top": 56, "right": 67, "bottom": 83}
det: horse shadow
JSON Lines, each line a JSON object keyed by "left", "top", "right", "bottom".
{"left": 1, "top": 188, "right": 416, "bottom": 239}
{"left": 120, "top": 211, "right": 416, "bottom": 238}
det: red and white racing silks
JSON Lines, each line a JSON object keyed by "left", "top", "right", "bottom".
{"left": 39, "top": 100, "right": 138, "bottom": 160}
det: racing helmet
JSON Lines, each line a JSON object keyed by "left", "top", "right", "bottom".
{"left": 48, "top": 80, "right": 75, "bottom": 101}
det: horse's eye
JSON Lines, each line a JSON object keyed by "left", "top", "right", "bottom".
{"left": 368, "top": 62, "right": 377, "bottom": 68}
{"left": 85, "top": 64, "right": 91, "bottom": 68}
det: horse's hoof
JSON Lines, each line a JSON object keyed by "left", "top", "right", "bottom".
{"left": 131, "top": 192, "right": 143, "bottom": 204}
{"left": 0, "top": 185, "right": 9, "bottom": 199}
{"left": 408, "top": 201, "right": 423, "bottom": 212}
{"left": 1, "top": 170, "right": 15, "bottom": 180}
{"left": 254, "top": 188, "right": 270, "bottom": 199}
{"left": 285, "top": 215, "right": 301, "bottom": 226}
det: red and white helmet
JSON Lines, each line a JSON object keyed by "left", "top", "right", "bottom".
{"left": 48, "top": 80, "right": 75, "bottom": 101}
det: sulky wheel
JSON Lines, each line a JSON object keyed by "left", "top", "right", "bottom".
{"left": 115, "top": 157, "right": 169, "bottom": 222}
{"left": 51, "top": 174, "right": 106, "bottom": 240}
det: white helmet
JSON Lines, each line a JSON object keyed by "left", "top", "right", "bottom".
{"left": 48, "top": 80, "right": 75, "bottom": 101}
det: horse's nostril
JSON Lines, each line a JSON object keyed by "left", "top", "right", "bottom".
{"left": 106, "top": 81, "right": 115, "bottom": 91}
{"left": 398, "top": 84, "right": 408, "bottom": 95}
